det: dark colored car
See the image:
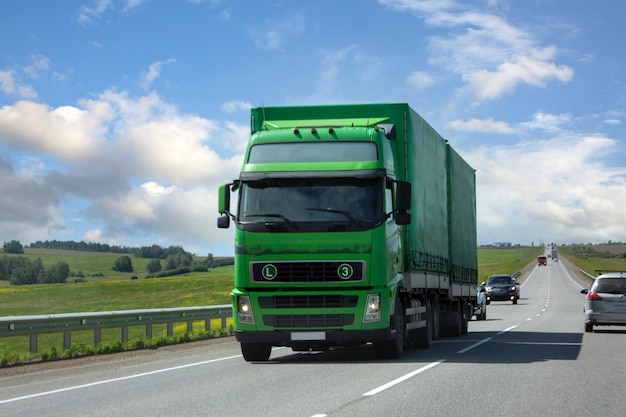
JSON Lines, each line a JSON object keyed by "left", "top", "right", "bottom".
{"left": 581, "top": 273, "right": 626, "bottom": 332}
{"left": 484, "top": 274, "right": 519, "bottom": 305}
{"left": 537, "top": 256, "right": 547, "bottom": 266}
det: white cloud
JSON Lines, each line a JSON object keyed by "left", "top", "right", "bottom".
{"left": 139, "top": 59, "right": 176, "bottom": 90}
{"left": 462, "top": 47, "right": 573, "bottom": 101}
{"left": 222, "top": 100, "right": 252, "bottom": 113}
{"left": 0, "top": 70, "right": 37, "bottom": 98}
{"left": 464, "top": 133, "right": 626, "bottom": 245}
{"left": 249, "top": 14, "right": 305, "bottom": 52}
{"left": 447, "top": 117, "right": 518, "bottom": 134}
{"left": 0, "top": 101, "right": 107, "bottom": 162}
{"left": 77, "top": 0, "right": 146, "bottom": 25}
{"left": 379, "top": 0, "right": 574, "bottom": 104}
{"left": 77, "top": 0, "right": 114, "bottom": 26}
{"left": 520, "top": 111, "right": 572, "bottom": 132}
{"left": 0, "top": 89, "right": 245, "bottom": 254}
{"left": 22, "top": 54, "right": 51, "bottom": 79}
{"left": 406, "top": 71, "right": 437, "bottom": 90}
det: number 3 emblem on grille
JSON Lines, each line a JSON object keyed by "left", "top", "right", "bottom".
{"left": 337, "top": 263, "right": 353, "bottom": 280}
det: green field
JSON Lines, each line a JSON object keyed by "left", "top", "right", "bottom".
{"left": 557, "top": 244, "right": 626, "bottom": 276}
{"left": 477, "top": 246, "right": 543, "bottom": 281}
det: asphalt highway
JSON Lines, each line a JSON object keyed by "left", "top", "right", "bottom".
{"left": 1, "top": 257, "right": 624, "bottom": 417}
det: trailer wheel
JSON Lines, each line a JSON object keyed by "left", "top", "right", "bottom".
{"left": 461, "top": 302, "right": 469, "bottom": 335}
{"left": 241, "top": 343, "right": 272, "bottom": 362}
{"left": 430, "top": 296, "right": 440, "bottom": 340}
{"left": 414, "top": 299, "right": 432, "bottom": 349}
{"left": 374, "top": 294, "right": 405, "bottom": 359}
{"left": 446, "top": 301, "right": 463, "bottom": 337}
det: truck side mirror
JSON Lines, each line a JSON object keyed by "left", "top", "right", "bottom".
{"left": 395, "top": 212, "right": 411, "bottom": 225}
{"left": 396, "top": 181, "right": 411, "bottom": 211}
{"left": 217, "top": 215, "right": 230, "bottom": 229}
{"left": 394, "top": 180, "right": 411, "bottom": 225}
{"left": 218, "top": 184, "right": 230, "bottom": 214}
{"left": 217, "top": 184, "right": 233, "bottom": 229}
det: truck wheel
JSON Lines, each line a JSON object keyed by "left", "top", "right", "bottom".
{"left": 447, "top": 301, "right": 463, "bottom": 337}
{"left": 584, "top": 322, "right": 593, "bottom": 333}
{"left": 374, "top": 295, "right": 405, "bottom": 359}
{"left": 414, "top": 299, "right": 432, "bottom": 349}
{"left": 512, "top": 297, "right": 518, "bottom": 305}
{"left": 241, "top": 343, "right": 272, "bottom": 362}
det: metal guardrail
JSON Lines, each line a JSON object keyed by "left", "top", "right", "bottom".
{"left": 0, "top": 305, "right": 233, "bottom": 354}
{"left": 579, "top": 269, "right": 596, "bottom": 280}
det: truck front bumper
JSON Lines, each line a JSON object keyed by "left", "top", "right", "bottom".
{"left": 234, "top": 328, "right": 393, "bottom": 348}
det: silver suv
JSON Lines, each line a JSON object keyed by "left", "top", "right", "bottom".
{"left": 581, "top": 273, "right": 626, "bottom": 332}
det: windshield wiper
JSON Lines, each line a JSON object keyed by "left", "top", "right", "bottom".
{"left": 307, "top": 207, "right": 365, "bottom": 230}
{"left": 244, "top": 213, "right": 300, "bottom": 230}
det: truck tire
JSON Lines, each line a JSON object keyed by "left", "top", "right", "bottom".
{"left": 446, "top": 301, "right": 463, "bottom": 337}
{"left": 241, "top": 343, "right": 272, "bottom": 362}
{"left": 413, "top": 299, "right": 432, "bottom": 349}
{"left": 374, "top": 295, "right": 405, "bottom": 359}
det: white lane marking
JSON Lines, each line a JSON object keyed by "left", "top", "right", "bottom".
{"left": 362, "top": 360, "right": 446, "bottom": 396}
{"left": 557, "top": 260, "right": 589, "bottom": 290}
{"left": 0, "top": 354, "right": 242, "bottom": 405}
{"left": 498, "top": 325, "right": 517, "bottom": 335}
{"left": 457, "top": 337, "right": 493, "bottom": 354}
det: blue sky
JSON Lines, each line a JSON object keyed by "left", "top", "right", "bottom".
{"left": 1, "top": 0, "right": 625, "bottom": 256}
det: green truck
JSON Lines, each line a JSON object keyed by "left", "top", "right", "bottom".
{"left": 218, "top": 103, "right": 478, "bottom": 361}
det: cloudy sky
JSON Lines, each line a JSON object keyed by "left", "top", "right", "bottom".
{"left": 1, "top": 0, "right": 624, "bottom": 255}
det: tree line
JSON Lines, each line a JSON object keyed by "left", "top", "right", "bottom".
{"left": 1, "top": 240, "right": 233, "bottom": 285}
{"left": 0, "top": 256, "right": 70, "bottom": 285}
{"left": 25, "top": 240, "right": 203, "bottom": 259}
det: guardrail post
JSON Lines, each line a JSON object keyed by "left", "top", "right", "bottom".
{"left": 167, "top": 322, "right": 173, "bottom": 337}
{"left": 122, "top": 326, "right": 128, "bottom": 343}
{"left": 146, "top": 323, "right": 153, "bottom": 339}
{"left": 187, "top": 320, "right": 193, "bottom": 334}
{"left": 94, "top": 328, "right": 101, "bottom": 346}
{"left": 29, "top": 334, "right": 38, "bottom": 354}
{"left": 63, "top": 331, "right": 71, "bottom": 351}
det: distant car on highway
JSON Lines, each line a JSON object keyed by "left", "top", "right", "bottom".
{"left": 581, "top": 273, "right": 626, "bottom": 332}
{"left": 473, "top": 284, "right": 487, "bottom": 320}
{"left": 484, "top": 274, "right": 519, "bottom": 305}
{"left": 537, "top": 256, "right": 547, "bottom": 266}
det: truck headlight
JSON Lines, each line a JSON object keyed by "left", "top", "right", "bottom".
{"left": 237, "top": 296, "right": 255, "bottom": 324}
{"left": 363, "top": 294, "right": 380, "bottom": 322}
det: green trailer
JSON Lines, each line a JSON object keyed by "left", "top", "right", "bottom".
{"left": 218, "top": 103, "right": 477, "bottom": 361}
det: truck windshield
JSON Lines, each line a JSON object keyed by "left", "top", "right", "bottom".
{"left": 238, "top": 177, "right": 384, "bottom": 232}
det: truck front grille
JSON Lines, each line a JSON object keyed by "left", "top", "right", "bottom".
{"left": 258, "top": 295, "right": 358, "bottom": 309}
{"left": 250, "top": 261, "right": 365, "bottom": 283}
{"left": 263, "top": 314, "right": 354, "bottom": 328}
